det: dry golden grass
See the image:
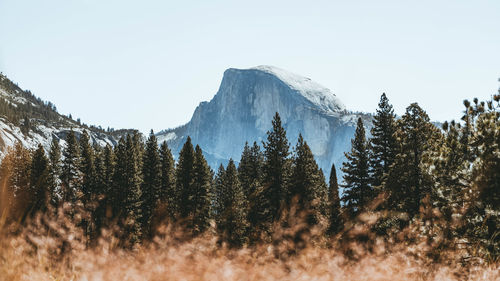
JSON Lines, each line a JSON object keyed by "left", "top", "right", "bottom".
{"left": 0, "top": 206, "right": 498, "bottom": 281}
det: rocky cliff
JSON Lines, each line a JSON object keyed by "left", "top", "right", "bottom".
{"left": 157, "top": 66, "right": 370, "bottom": 177}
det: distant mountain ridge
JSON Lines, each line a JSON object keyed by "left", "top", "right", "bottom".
{"left": 157, "top": 66, "right": 371, "bottom": 176}
{"left": 0, "top": 73, "right": 134, "bottom": 156}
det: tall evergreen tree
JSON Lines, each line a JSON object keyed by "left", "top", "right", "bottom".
{"left": 328, "top": 163, "right": 342, "bottom": 234}
{"left": 369, "top": 93, "right": 397, "bottom": 190}
{"left": 260, "top": 112, "right": 291, "bottom": 227}
{"left": 159, "top": 141, "right": 176, "bottom": 219}
{"left": 464, "top": 95, "right": 500, "bottom": 258}
{"left": 47, "top": 137, "right": 62, "bottom": 207}
{"left": 0, "top": 142, "right": 32, "bottom": 221}
{"left": 385, "top": 103, "right": 437, "bottom": 217}
{"left": 102, "top": 145, "right": 115, "bottom": 193}
{"left": 141, "top": 130, "right": 161, "bottom": 237}
{"left": 290, "top": 134, "right": 328, "bottom": 225}
{"left": 111, "top": 138, "right": 127, "bottom": 218}
{"left": 123, "top": 135, "right": 144, "bottom": 245}
{"left": 238, "top": 141, "right": 264, "bottom": 236}
{"left": 79, "top": 131, "right": 96, "bottom": 204}
{"left": 97, "top": 144, "right": 115, "bottom": 228}
{"left": 91, "top": 145, "right": 108, "bottom": 239}
{"left": 61, "top": 130, "right": 82, "bottom": 202}
{"left": 29, "top": 144, "right": 50, "bottom": 217}
{"left": 218, "top": 160, "right": 249, "bottom": 246}
{"left": 189, "top": 145, "right": 213, "bottom": 234}
{"left": 341, "top": 117, "right": 371, "bottom": 217}
{"left": 213, "top": 164, "right": 226, "bottom": 225}
{"left": 432, "top": 121, "right": 468, "bottom": 221}
{"left": 176, "top": 137, "right": 196, "bottom": 219}
{"left": 238, "top": 141, "right": 264, "bottom": 198}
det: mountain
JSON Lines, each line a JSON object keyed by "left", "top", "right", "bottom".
{"left": 0, "top": 73, "right": 133, "bottom": 156}
{"left": 157, "top": 66, "right": 371, "bottom": 177}
{"left": 0, "top": 66, "right": 370, "bottom": 179}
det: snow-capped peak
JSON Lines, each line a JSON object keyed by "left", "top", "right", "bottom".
{"left": 250, "top": 65, "right": 345, "bottom": 112}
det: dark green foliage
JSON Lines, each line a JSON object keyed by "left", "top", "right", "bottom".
{"left": 217, "top": 160, "right": 249, "bottom": 246}
{"left": 109, "top": 135, "right": 143, "bottom": 245}
{"left": 238, "top": 141, "right": 264, "bottom": 236}
{"left": 290, "top": 134, "right": 328, "bottom": 226}
{"left": 141, "top": 131, "right": 161, "bottom": 237}
{"left": 384, "top": 103, "right": 437, "bottom": 218}
{"left": 213, "top": 164, "right": 226, "bottom": 224}
{"left": 238, "top": 141, "right": 264, "bottom": 198}
{"left": 47, "top": 137, "right": 62, "bottom": 206}
{"left": 369, "top": 93, "right": 398, "bottom": 191}
{"left": 159, "top": 141, "right": 176, "bottom": 220}
{"left": 176, "top": 136, "right": 196, "bottom": 220}
{"left": 462, "top": 96, "right": 500, "bottom": 259}
{"left": 111, "top": 138, "right": 128, "bottom": 217}
{"left": 29, "top": 144, "right": 50, "bottom": 217}
{"left": 341, "top": 118, "right": 371, "bottom": 217}
{"left": 189, "top": 145, "right": 213, "bottom": 234}
{"left": 261, "top": 112, "right": 291, "bottom": 226}
{"left": 122, "top": 135, "right": 144, "bottom": 245}
{"left": 432, "top": 121, "right": 468, "bottom": 221}
{"left": 80, "top": 131, "right": 96, "bottom": 204}
{"left": 61, "top": 130, "right": 81, "bottom": 202}
{"left": 0, "top": 142, "right": 32, "bottom": 222}
{"left": 328, "top": 163, "right": 342, "bottom": 234}
{"left": 97, "top": 144, "right": 115, "bottom": 225}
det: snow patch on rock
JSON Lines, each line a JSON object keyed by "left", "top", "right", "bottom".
{"left": 251, "top": 65, "right": 345, "bottom": 113}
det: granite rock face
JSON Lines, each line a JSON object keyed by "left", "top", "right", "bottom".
{"left": 158, "top": 66, "right": 369, "bottom": 178}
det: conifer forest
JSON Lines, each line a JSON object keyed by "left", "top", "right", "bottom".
{"left": 0, "top": 91, "right": 498, "bottom": 280}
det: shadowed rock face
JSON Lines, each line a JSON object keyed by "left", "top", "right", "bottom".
{"left": 158, "top": 66, "right": 369, "bottom": 178}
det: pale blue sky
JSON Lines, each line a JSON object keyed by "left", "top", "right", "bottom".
{"left": 1, "top": 0, "right": 499, "bottom": 133}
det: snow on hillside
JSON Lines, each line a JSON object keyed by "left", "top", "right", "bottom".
{"left": 251, "top": 65, "right": 346, "bottom": 113}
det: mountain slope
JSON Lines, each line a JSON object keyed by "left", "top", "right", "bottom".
{"left": 157, "top": 66, "right": 370, "bottom": 176}
{"left": 0, "top": 73, "right": 133, "bottom": 156}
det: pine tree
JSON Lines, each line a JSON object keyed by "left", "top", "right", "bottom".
{"left": 341, "top": 117, "right": 371, "bottom": 217}
{"left": 238, "top": 141, "right": 264, "bottom": 198}
{"left": 218, "top": 160, "right": 249, "bottom": 246}
{"left": 385, "top": 103, "right": 437, "bottom": 218}
{"left": 213, "top": 164, "right": 226, "bottom": 225}
{"left": 29, "top": 144, "right": 50, "bottom": 217}
{"left": 159, "top": 141, "right": 176, "bottom": 220}
{"left": 260, "top": 112, "right": 291, "bottom": 227}
{"left": 238, "top": 141, "right": 264, "bottom": 237}
{"left": 111, "top": 138, "right": 128, "bottom": 218}
{"left": 123, "top": 135, "right": 143, "bottom": 245}
{"left": 48, "top": 137, "right": 62, "bottom": 207}
{"left": 79, "top": 131, "right": 96, "bottom": 204}
{"left": 96, "top": 144, "right": 115, "bottom": 229}
{"left": 328, "top": 163, "right": 342, "bottom": 234}
{"left": 0, "top": 142, "right": 32, "bottom": 221}
{"left": 464, "top": 95, "right": 500, "bottom": 258}
{"left": 61, "top": 130, "right": 82, "bottom": 202}
{"left": 102, "top": 145, "right": 115, "bottom": 193}
{"left": 141, "top": 130, "right": 162, "bottom": 237}
{"left": 91, "top": 146, "right": 107, "bottom": 240}
{"left": 176, "top": 136, "right": 196, "bottom": 219}
{"left": 369, "top": 93, "right": 397, "bottom": 191}
{"left": 432, "top": 121, "right": 468, "bottom": 221}
{"left": 189, "top": 145, "right": 213, "bottom": 234}
{"left": 290, "top": 134, "right": 328, "bottom": 225}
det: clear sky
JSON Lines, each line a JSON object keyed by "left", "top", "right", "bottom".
{"left": 0, "top": 0, "right": 499, "bottom": 133}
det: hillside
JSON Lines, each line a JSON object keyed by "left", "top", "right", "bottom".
{"left": 0, "top": 73, "right": 135, "bottom": 156}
